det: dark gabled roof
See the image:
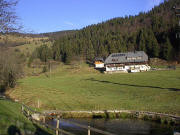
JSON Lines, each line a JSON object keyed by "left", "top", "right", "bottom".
{"left": 94, "top": 57, "right": 104, "bottom": 62}
{"left": 105, "top": 51, "right": 148, "bottom": 64}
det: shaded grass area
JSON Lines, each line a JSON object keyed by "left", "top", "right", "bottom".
{"left": 7, "top": 64, "right": 180, "bottom": 115}
{"left": 0, "top": 99, "right": 53, "bottom": 135}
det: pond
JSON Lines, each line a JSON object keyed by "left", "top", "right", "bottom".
{"left": 47, "top": 118, "right": 179, "bottom": 135}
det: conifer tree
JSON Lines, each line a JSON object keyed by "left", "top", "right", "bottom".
{"left": 98, "top": 44, "right": 108, "bottom": 57}
{"left": 163, "top": 37, "right": 173, "bottom": 60}
{"left": 86, "top": 42, "right": 95, "bottom": 61}
{"left": 138, "top": 30, "right": 146, "bottom": 52}
{"left": 151, "top": 38, "right": 159, "bottom": 57}
{"left": 146, "top": 29, "right": 159, "bottom": 57}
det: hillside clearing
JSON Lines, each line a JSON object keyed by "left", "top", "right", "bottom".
{"left": 7, "top": 64, "right": 180, "bottom": 115}
{"left": 12, "top": 41, "right": 53, "bottom": 56}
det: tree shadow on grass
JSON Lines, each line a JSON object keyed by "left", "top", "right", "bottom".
{"left": 8, "top": 125, "right": 21, "bottom": 135}
{"left": 85, "top": 78, "right": 180, "bottom": 92}
{"left": 0, "top": 85, "right": 6, "bottom": 94}
{"left": 7, "top": 124, "right": 53, "bottom": 135}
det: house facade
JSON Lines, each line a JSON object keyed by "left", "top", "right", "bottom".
{"left": 104, "top": 51, "right": 150, "bottom": 73}
{"left": 94, "top": 58, "right": 105, "bottom": 68}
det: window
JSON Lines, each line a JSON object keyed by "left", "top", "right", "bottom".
{"left": 112, "top": 54, "right": 125, "bottom": 57}
{"left": 127, "top": 57, "right": 142, "bottom": 60}
{"left": 175, "top": 8, "right": 180, "bottom": 15}
{"left": 132, "top": 57, "right": 136, "bottom": 60}
{"left": 137, "top": 56, "right": 142, "bottom": 60}
{"left": 112, "top": 59, "right": 118, "bottom": 62}
{"left": 127, "top": 57, "right": 132, "bottom": 60}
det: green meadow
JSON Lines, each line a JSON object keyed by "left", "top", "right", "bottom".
{"left": 0, "top": 99, "right": 53, "bottom": 135}
{"left": 8, "top": 64, "right": 180, "bottom": 115}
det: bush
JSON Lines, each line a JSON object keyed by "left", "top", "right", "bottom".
{"left": 27, "top": 57, "right": 33, "bottom": 67}
{"left": 42, "top": 66, "right": 48, "bottom": 73}
{"left": 14, "top": 48, "right": 20, "bottom": 52}
{"left": 0, "top": 48, "right": 23, "bottom": 92}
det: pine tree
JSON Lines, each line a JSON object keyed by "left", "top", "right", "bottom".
{"left": 138, "top": 30, "right": 146, "bottom": 52}
{"left": 118, "top": 35, "right": 127, "bottom": 52}
{"left": 146, "top": 29, "right": 159, "bottom": 57}
{"left": 151, "top": 38, "right": 159, "bottom": 57}
{"left": 108, "top": 41, "right": 117, "bottom": 54}
{"left": 86, "top": 41, "right": 95, "bottom": 61}
{"left": 64, "top": 44, "right": 73, "bottom": 64}
{"left": 98, "top": 44, "right": 108, "bottom": 57}
{"left": 163, "top": 37, "right": 173, "bottom": 60}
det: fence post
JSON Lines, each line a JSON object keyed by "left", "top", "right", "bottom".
{"left": 88, "top": 126, "right": 91, "bottom": 135}
{"left": 56, "top": 117, "right": 60, "bottom": 135}
{"left": 38, "top": 99, "right": 40, "bottom": 108}
{"left": 43, "top": 115, "right": 46, "bottom": 123}
{"left": 21, "top": 105, "right": 24, "bottom": 112}
{"left": 27, "top": 110, "right": 30, "bottom": 120}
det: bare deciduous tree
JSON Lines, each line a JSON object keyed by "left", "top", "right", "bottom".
{"left": 0, "top": 0, "right": 23, "bottom": 92}
{"left": 0, "top": 0, "right": 19, "bottom": 33}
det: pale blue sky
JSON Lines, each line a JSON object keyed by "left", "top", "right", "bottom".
{"left": 16, "top": 0, "right": 164, "bottom": 33}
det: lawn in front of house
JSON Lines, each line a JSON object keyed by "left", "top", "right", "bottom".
{"left": 7, "top": 64, "right": 180, "bottom": 115}
{"left": 0, "top": 99, "right": 54, "bottom": 135}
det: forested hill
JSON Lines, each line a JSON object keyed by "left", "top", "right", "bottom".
{"left": 49, "top": 0, "right": 180, "bottom": 63}
{"left": 42, "top": 30, "right": 77, "bottom": 39}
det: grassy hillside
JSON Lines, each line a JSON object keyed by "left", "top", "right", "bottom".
{"left": 0, "top": 99, "right": 53, "bottom": 135}
{"left": 13, "top": 41, "right": 53, "bottom": 56}
{"left": 0, "top": 33, "right": 54, "bottom": 59}
{"left": 7, "top": 63, "right": 180, "bottom": 115}
{"left": 0, "top": 34, "right": 50, "bottom": 47}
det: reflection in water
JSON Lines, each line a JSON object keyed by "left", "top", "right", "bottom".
{"left": 48, "top": 118, "right": 176, "bottom": 135}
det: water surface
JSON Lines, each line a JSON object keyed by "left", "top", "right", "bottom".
{"left": 48, "top": 118, "right": 179, "bottom": 135}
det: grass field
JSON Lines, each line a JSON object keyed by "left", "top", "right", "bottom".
{"left": 0, "top": 99, "right": 34, "bottom": 134}
{"left": 0, "top": 99, "right": 53, "bottom": 135}
{"left": 7, "top": 64, "right": 180, "bottom": 115}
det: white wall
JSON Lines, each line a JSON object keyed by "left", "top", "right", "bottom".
{"left": 106, "top": 64, "right": 150, "bottom": 72}
{"left": 95, "top": 63, "right": 104, "bottom": 68}
{"left": 106, "top": 66, "right": 126, "bottom": 72}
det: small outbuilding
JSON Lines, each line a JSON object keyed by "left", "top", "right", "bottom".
{"left": 94, "top": 57, "right": 105, "bottom": 68}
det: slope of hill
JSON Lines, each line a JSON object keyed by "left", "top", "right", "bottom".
{"left": 10, "top": 30, "right": 77, "bottom": 39}
{"left": 0, "top": 30, "right": 76, "bottom": 53}
{"left": 42, "top": 30, "right": 77, "bottom": 39}
{"left": 0, "top": 98, "right": 52, "bottom": 135}
{"left": 0, "top": 34, "right": 50, "bottom": 47}
{"left": 51, "top": 0, "right": 180, "bottom": 63}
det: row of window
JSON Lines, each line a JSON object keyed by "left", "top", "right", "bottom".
{"left": 126, "top": 56, "right": 142, "bottom": 60}
{"left": 111, "top": 54, "right": 125, "bottom": 57}
{"left": 111, "top": 54, "right": 143, "bottom": 60}
{"left": 111, "top": 56, "right": 142, "bottom": 62}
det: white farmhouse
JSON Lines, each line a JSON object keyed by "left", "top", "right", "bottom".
{"left": 104, "top": 51, "right": 150, "bottom": 73}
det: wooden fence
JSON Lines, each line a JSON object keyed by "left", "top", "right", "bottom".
{"left": 21, "top": 104, "right": 116, "bottom": 135}
{"left": 2, "top": 95, "right": 180, "bottom": 135}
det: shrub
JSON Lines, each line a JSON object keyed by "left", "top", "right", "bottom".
{"left": 0, "top": 48, "right": 23, "bottom": 92}
{"left": 42, "top": 66, "right": 48, "bottom": 73}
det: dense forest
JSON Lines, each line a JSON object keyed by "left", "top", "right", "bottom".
{"left": 33, "top": 0, "right": 180, "bottom": 64}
